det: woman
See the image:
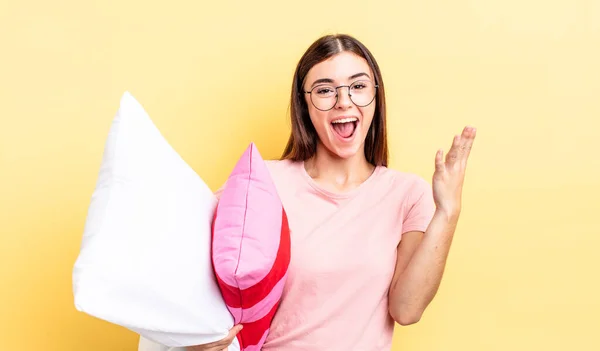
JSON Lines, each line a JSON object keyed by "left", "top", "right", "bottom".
{"left": 144, "top": 33, "right": 476, "bottom": 351}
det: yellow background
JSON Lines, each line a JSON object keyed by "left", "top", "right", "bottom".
{"left": 1, "top": 0, "right": 599, "bottom": 350}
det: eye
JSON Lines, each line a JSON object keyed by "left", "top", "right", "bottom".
{"left": 352, "top": 82, "right": 367, "bottom": 90}
{"left": 315, "top": 86, "right": 334, "bottom": 95}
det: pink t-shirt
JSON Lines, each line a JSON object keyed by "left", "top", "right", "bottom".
{"left": 253, "top": 159, "right": 436, "bottom": 351}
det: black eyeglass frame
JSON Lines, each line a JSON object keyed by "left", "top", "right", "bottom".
{"left": 302, "top": 80, "right": 379, "bottom": 111}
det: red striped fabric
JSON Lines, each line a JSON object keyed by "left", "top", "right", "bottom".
{"left": 211, "top": 208, "right": 291, "bottom": 350}
{"left": 210, "top": 142, "right": 291, "bottom": 351}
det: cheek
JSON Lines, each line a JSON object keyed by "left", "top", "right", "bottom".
{"left": 359, "top": 107, "right": 376, "bottom": 131}
{"left": 308, "top": 109, "right": 330, "bottom": 131}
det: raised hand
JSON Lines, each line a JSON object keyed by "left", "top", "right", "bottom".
{"left": 432, "top": 126, "right": 477, "bottom": 220}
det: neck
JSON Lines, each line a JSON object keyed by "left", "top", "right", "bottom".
{"left": 304, "top": 142, "right": 376, "bottom": 192}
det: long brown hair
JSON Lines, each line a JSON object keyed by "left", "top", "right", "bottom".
{"left": 281, "top": 34, "right": 388, "bottom": 167}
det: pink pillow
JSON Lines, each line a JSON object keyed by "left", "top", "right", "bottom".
{"left": 211, "top": 143, "right": 290, "bottom": 351}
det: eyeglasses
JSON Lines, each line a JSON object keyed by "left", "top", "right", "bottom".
{"left": 303, "top": 80, "right": 379, "bottom": 111}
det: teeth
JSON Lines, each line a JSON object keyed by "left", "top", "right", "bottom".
{"left": 331, "top": 117, "right": 358, "bottom": 124}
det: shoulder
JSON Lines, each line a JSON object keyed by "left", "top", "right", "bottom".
{"left": 264, "top": 158, "right": 302, "bottom": 179}
{"left": 214, "top": 159, "right": 300, "bottom": 199}
{"left": 374, "top": 166, "right": 433, "bottom": 211}
{"left": 376, "top": 166, "right": 431, "bottom": 193}
{"left": 264, "top": 158, "right": 296, "bottom": 168}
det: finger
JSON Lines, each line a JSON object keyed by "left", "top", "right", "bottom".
{"left": 446, "top": 135, "right": 461, "bottom": 165}
{"left": 460, "top": 126, "right": 476, "bottom": 161}
{"left": 435, "top": 149, "right": 445, "bottom": 173}
{"left": 201, "top": 325, "right": 243, "bottom": 349}
{"left": 232, "top": 324, "right": 244, "bottom": 335}
{"left": 223, "top": 325, "right": 243, "bottom": 345}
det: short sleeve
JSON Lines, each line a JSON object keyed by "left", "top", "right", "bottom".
{"left": 402, "top": 176, "right": 436, "bottom": 234}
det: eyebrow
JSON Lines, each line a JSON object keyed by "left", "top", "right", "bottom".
{"left": 310, "top": 72, "right": 372, "bottom": 88}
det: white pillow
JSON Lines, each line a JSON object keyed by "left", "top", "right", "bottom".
{"left": 72, "top": 91, "right": 240, "bottom": 350}
{"left": 138, "top": 336, "right": 187, "bottom": 351}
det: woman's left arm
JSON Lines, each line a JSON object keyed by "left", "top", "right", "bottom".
{"left": 388, "top": 126, "right": 477, "bottom": 325}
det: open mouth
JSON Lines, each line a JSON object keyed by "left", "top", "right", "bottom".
{"left": 331, "top": 117, "right": 358, "bottom": 140}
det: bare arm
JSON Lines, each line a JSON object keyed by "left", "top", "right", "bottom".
{"left": 388, "top": 212, "right": 458, "bottom": 325}
{"left": 388, "top": 126, "right": 476, "bottom": 325}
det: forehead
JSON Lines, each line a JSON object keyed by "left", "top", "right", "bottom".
{"left": 305, "top": 51, "right": 373, "bottom": 84}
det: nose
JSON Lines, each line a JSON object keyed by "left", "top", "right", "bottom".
{"left": 335, "top": 86, "right": 352, "bottom": 109}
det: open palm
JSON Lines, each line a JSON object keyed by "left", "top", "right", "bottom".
{"left": 432, "top": 126, "right": 477, "bottom": 219}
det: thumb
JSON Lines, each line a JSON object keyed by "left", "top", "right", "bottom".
{"left": 231, "top": 324, "right": 243, "bottom": 335}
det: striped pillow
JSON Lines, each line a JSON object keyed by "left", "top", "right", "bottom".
{"left": 211, "top": 143, "right": 291, "bottom": 351}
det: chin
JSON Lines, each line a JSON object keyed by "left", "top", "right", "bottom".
{"left": 326, "top": 138, "right": 365, "bottom": 160}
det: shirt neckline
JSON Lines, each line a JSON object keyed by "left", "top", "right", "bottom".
{"left": 298, "top": 160, "right": 383, "bottom": 200}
